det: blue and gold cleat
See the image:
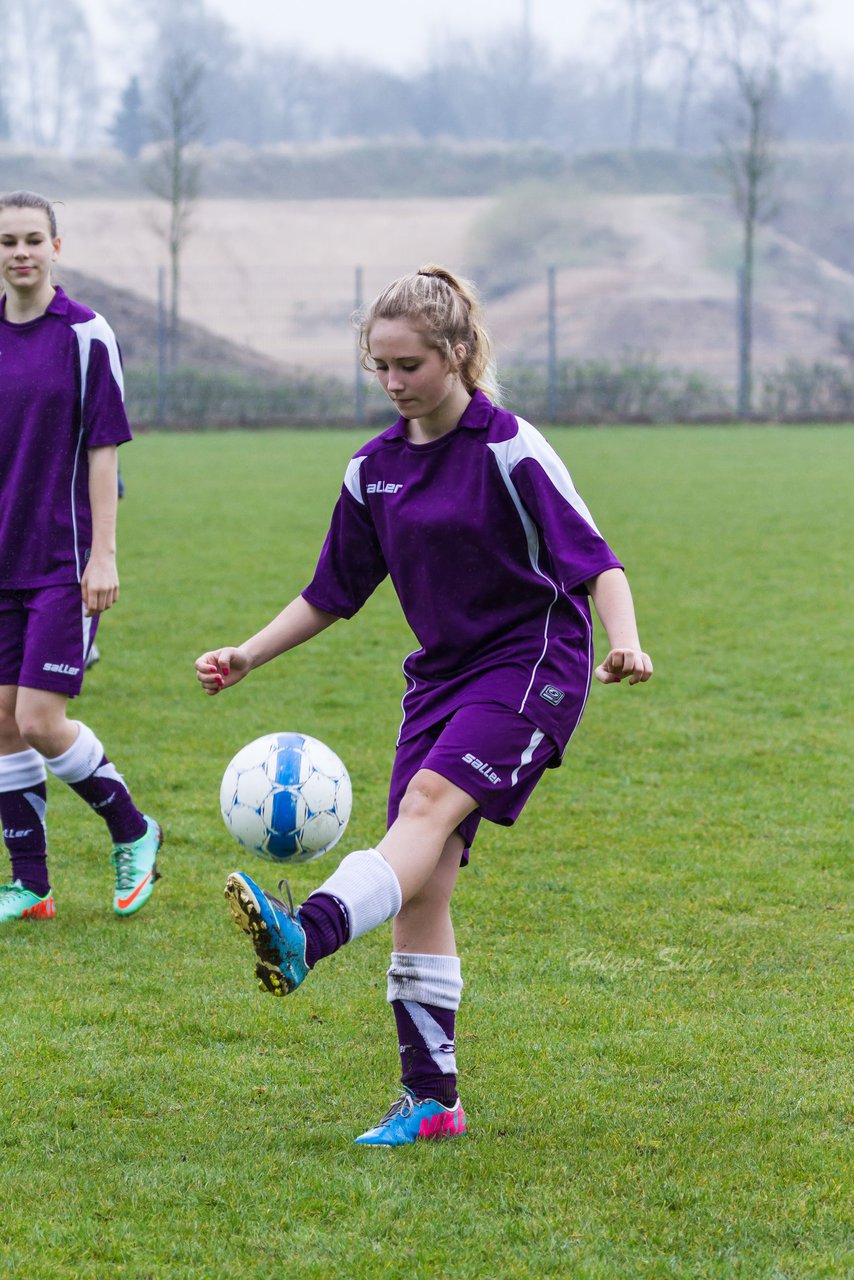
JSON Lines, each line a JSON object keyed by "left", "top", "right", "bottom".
{"left": 354, "top": 1088, "right": 467, "bottom": 1147}
{"left": 224, "top": 871, "right": 308, "bottom": 995}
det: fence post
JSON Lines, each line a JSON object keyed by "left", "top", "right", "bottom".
{"left": 354, "top": 266, "right": 365, "bottom": 424}
{"left": 547, "top": 265, "right": 557, "bottom": 422}
{"left": 157, "top": 266, "right": 167, "bottom": 427}
{"left": 736, "top": 265, "right": 751, "bottom": 420}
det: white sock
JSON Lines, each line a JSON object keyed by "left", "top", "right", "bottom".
{"left": 387, "top": 952, "right": 463, "bottom": 1010}
{"left": 0, "top": 748, "right": 46, "bottom": 791}
{"left": 44, "top": 722, "right": 103, "bottom": 784}
{"left": 312, "top": 847, "right": 402, "bottom": 941}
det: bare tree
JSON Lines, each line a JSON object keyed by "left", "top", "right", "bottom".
{"left": 609, "top": 0, "right": 670, "bottom": 148}
{"left": 144, "top": 53, "right": 205, "bottom": 370}
{"left": 4, "top": 0, "right": 96, "bottom": 150}
{"left": 720, "top": 66, "right": 778, "bottom": 417}
{"left": 0, "top": 0, "right": 10, "bottom": 142}
{"left": 716, "top": 0, "right": 806, "bottom": 416}
{"left": 667, "top": 0, "right": 721, "bottom": 147}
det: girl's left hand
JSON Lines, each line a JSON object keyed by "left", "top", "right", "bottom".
{"left": 595, "top": 648, "right": 653, "bottom": 685}
{"left": 81, "top": 555, "right": 119, "bottom": 616}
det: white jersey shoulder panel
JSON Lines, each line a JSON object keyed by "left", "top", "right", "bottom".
{"left": 344, "top": 455, "right": 367, "bottom": 505}
{"left": 487, "top": 416, "right": 602, "bottom": 535}
{"left": 70, "top": 313, "right": 125, "bottom": 407}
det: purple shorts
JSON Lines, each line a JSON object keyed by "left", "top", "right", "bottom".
{"left": 0, "top": 584, "right": 99, "bottom": 697}
{"left": 388, "top": 702, "right": 560, "bottom": 861}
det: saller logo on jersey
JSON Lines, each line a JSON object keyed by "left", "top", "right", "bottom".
{"left": 540, "top": 685, "right": 565, "bottom": 706}
{"left": 462, "top": 753, "right": 501, "bottom": 785}
{"left": 43, "top": 662, "right": 80, "bottom": 676}
{"left": 366, "top": 481, "right": 403, "bottom": 494}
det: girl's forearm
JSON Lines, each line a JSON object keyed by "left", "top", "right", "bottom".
{"left": 241, "top": 596, "right": 339, "bottom": 672}
{"left": 87, "top": 446, "right": 119, "bottom": 557}
{"left": 586, "top": 568, "right": 642, "bottom": 650}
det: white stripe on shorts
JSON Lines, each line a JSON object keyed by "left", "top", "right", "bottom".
{"left": 82, "top": 604, "right": 94, "bottom": 657}
{"left": 511, "top": 727, "right": 545, "bottom": 786}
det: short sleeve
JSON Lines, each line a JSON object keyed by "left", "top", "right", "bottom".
{"left": 302, "top": 484, "right": 389, "bottom": 619}
{"left": 495, "top": 420, "right": 623, "bottom": 594}
{"left": 79, "top": 319, "right": 133, "bottom": 448}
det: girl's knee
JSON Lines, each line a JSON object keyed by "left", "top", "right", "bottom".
{"left": 13, "top": 697, "right": 70, "bottom": 755}
{"left": 402, "top": 768, "right": 468, "bottom": 819}
{"left": 399, "top": 770, "right": 458, "bottom": 822}
{"left": 14, "top": 718, "right": 48, "bottom": 752}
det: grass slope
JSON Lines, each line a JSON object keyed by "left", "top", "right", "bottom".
{"left": 0, "top": 426, "right": 850, "bottom": 1279}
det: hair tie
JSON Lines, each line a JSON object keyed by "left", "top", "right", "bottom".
{"left": 418, "top": 269, "right": 452, "bottom": 289}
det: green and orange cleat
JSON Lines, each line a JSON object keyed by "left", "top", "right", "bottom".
{"left": 111, "top": 816, "right": 162, "bottom": 916}
{"left": 0, "top": 880, "right": 55, "bottom": 923}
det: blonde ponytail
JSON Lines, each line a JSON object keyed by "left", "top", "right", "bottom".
{"left": 359, "top": 264, "right": 500, "bottom": 402}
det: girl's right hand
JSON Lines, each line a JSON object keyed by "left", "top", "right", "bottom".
{"left": 194, "top": 646, "right": 252, "bottom": 695}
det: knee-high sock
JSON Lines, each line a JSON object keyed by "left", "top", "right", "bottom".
{"left": 297, "top": 847, "right": 402, "bottom": 968}
{"left": 0, "top": 749, "right": 49, "bottom": 895}
{"left": 45, "top": 723, "right": 146, "bottom": 845}
{"left": 299, "top": 892, "right": 349, "bottom": 969}
{"left": 387, "top": 952, "right": 463, "bottom": 1106}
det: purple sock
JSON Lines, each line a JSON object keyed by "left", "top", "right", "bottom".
{"left": 0, "top": 782, "right": 50, "bottom": 896}
{"left": 391, "top": 1000, "right": 458, "bottom": 1106}
{"left": 69, "top": 755, "right": 147, "bottom": 845}
{"left": 298, "top": 891, "right": 350, "bottom": 969}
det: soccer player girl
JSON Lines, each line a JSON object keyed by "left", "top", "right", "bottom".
{"left": 195, "top": 264, "right": 653, "bottom": 1146}
{"left": 0, "top": 191, "right": 161, "bottom": 923}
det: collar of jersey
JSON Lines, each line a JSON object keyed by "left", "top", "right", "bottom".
{"left": 386, "top": 388, "right": 495, "bottom": 440}
{"left": 0, "top": 285, "right": 70, "bottom": 323}
{"left": 45, "top": 286, "right": 71, "bottom": 317}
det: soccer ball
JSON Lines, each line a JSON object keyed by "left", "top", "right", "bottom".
{"left": 220, "top": 732, "right": 352, "bottom": 864}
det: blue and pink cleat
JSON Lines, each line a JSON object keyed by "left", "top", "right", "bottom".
{"left": 224, "top": 870, "right": 309, "bottom": 995}
{"left": 354, "top": 1088, "right": 467, "bottom": 1146}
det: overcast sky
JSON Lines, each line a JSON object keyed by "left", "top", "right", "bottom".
{"left": 84, "top": 0, "right": 854, "bottom": 88}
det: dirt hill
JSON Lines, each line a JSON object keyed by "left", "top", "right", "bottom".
{"left": 52, "top": 194, "right": 854, "bottom": 385}
{"left": 482, "top": 193, "right": 854, "bottom": 382}
{"left": 54, "top": 198, "right": 487, "bottom": 378}
{"left": 55, "top": 266, "right": 283, "bottom": 378}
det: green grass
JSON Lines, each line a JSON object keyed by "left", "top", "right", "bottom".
{"left": 1, "top": 425, "right": 851, "bottom": 1280}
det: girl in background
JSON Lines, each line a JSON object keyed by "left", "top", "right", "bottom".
{"left": 196, "top": 264, "right": 652, "bottom": 1145}
{"left": 0, "top": 190, "right": 161, "bottom": 922}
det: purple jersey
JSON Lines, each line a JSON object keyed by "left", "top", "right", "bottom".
{"left": 303, "top": 391, "right": 623, "bottom": 753}
{"left": 0, "top": 286, "right": 132, "bottom": 588}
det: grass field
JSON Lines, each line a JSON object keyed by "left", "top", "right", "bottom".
{"left": 0, "top": 425, "right": 851, "bottom": 1280}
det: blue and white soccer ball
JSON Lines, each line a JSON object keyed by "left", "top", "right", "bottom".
{"left": 219, "top": 732, "right": 352, "bottom": 864}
